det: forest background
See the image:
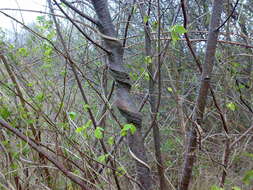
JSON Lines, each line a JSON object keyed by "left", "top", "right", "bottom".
{"left": 0, "top": 0, "right": 252, "bottom": 190}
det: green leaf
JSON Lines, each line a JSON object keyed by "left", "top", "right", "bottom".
{"left": 75, "top": 120, "right": 92, "bottom": 135}
{"left": 68, "top": 112, "right": 77, "bottom": 120}
{"left": 167, "top": 87, "right": 173, "bottom": 92}
{"left": 226, "top": 102, "right": 236, "bottom": 111}
{"left": 13, "top": 151, "right": 20, "bottom": 159}
{"left": 116, "top": 167, "right": 126, "bottom": 177}
{"left": 173, "top": 25, "right": 187, "bottom": 34}
{"left": 97, "top": 154, "right": 109, "bottom": 163}
{"left": 84, "top": 120, "right": 92, "bottom": 128}
{"left": 120, "top": 123, "right": 136, "bottom": 136}
{"left": 229, "top": 62, "right": 240, "bottom": 67}
{"left": 171, "top": 32, "right": 180, "bottom": 41}
{"left": 18, "top": 47, "right": 29, "bottom": 57}
{"left": 2, "top": 140, "right": 9, "bottom": 146}
{"left": 143, "top": 15, "right": 149, "bottom": 24}
{"left": 120, "top": 129, "right": 127, "bottom": 137}
{"left": 170, "top": 25, "right": 187, "bottom": 34}
{"left": 243, "top": 152, "right": 253, "bottom": 160}
{"left": 169, "top": 25, "right": 187, "bottom": 44}
{"left": 36, "top": 15, "right": 45, "bottom": 22}
{"left": 44, "top": 47, "right": 53, "bottom": 56}
{"left": 75, "top": 127, "right": 84, "bottom": 133}
{"left": 129, "top": 124, "right": 136, "bottom": 134}
{"left": 26, "top": 82, "right": 34, "bottom": 87}
{"left": 83, "top": 104, "right": 90, "bottom": 112}
{"left": 27, "top": 119, "right": 36, "bottom": 124}
{"left": 35, "top": 92, "right": 45, "bottom": 102}
{"left": 46, "top": 30, "right": 56, "bottom": 40}
{"left": 59, "top": 2, "right": 67, "bottom": 7}
{"left": 232, "top": 187, "right": 241, "bottom": 190}
{"left": 60, "top": 70, "right": 67, "bottom": 76}
{"left": 144, "top": 71, "right": 150, "bottom": 81}
{"left": 129, "top": 72, "right": 138, "bottom": 81}
{"left": 108, "top": 136, "right": 115, "bottom": 145}
{"left": 10, "top": 162, "right": 18, "bottom": 170}
{"left": 0, "top": 106, "right": 11, "bottom": 119}
{"left": 83, "top": 120, "right": 92, "bottom": 137}
{"left": 238, "top": 84, "right": 245, "bottom": 89}
{"left": 94, "top": 127, "right": 104, "bottom": 139}
{"left": 144, "top": 56, "right": 152, "bottom": 64}
{"left": 151, "top": 21, "right": 158, "bottom": 30}
{"left": 22, "top": 146, "right": 31, "bottom": 156}
{"left": 210, "top": 185, "right": 224, "bottom": 190}
{"left": 73, "top": 169, "right": 80, "bottom": 175}
{"left": 243, "top": 170, "right": 253, "bottom": 185}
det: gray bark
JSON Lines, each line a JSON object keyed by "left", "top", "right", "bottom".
{"left": 179, "top": 1, "right": 224, "bottom": 189}
{"left": 91, "top": 0, "right": 153, "bottom": 189}
{"left": 140, "top": 2, "right": 167, "bottom": 189}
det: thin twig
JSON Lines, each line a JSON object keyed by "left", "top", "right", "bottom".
{"left": 52, "top": 0, "right": 111, "bottom": 54}
{"left": 59, "top": 0, "right": 100, "bottom": 25}
{"left": 216, "top": 0, "right": 240, "bottom": 31}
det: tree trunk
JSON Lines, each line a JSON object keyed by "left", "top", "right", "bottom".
{"left": 179, "top": 1, "right": 224, "bottom": 189}
{"left": 91, "top": 0, "right": 153, "bottom": 189}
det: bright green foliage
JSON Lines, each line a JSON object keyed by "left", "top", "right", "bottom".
{"left": 169, "top": 24, "right": 187, "bottom": 44}
{"left": 35, "top": 92, "right": 45, "bottom": 102}
{"left": 232, "top": 187, "right": 241, "bottom": 190}
{"left": 75, "top": 120, "right": 92, "bottom": 138}
{"left": 167, "top": 87, "right": 173, "bottom": 92}
{"left": 10, "top": 162, "right": 18, "bottom": 170}
{"left": 144, "top": 71, "right": 150, "bottom": 80}
{"left": 60, "top": 70, "right": 67, "bottom": 76}
{"left": 75, "top": 126, "right": 83, "bottom": 133}
{"left": 0, "top": 1, "right": 251, "bottom": 188}
{"left": 116, "top": 167, "right": 126, "bottom": 177}
{"left": 120, "top": 123, "right": 136, "bottom": 136}
{"left": 172, "top": 25, "right": 188, "bottom": 34}
{"left": 36, "top": 15, "right": 54, "bottom": 31}
{"left": 36, "top": 16, "right": 45, "bottom": 22}
{"left": 94, "top": 127, "right": 104, "bottom": 139}
{"left": 144, "top": 56, "right": 152, "bottom": 64}
{"left": 129, "top": 72, "right": 138, "bottom": 81}
{"left": 226, "top": 102, "right": 236, "bottom": 111}
{"left": 0, "top": 106, "right": 11, "bottom": 119}
{"left": 83, "top": 104, "right": 90, "bottom": 112}
{"left": 143, "top": 15, "right": 149, "bottom": 24}
{"left": 13, "top": 151, "right": 20, "bottom": 159}
{"left": 243, "top": 152, "right": 253, "bottom": 159}
{"left": 26, "top": 82, "right": 34, "bottom": 87}
{"left": 18, "top": 47, "right": 29, "bottom": 57}
{"left": 42, "top": 43, "right": 53, "bottom": 65}
{"left": 229, "top": 62, "right": 240, "bottom": 68}
{"left": 34, "top": 15, "right": 56, "bottom": 70}
{"left": 97, "top": 154, "right": 109, "bottom": 163}
{"left": 108, "top": 136, "right": 115, "bottom": 145}
{"left": 210, "top": 185, "right": 224, "bottom": 190}
{"left": 243, "top": 170, "right": 253, "bottom": 185}
{"left": 68, "top": 112, "right": 77, "bottom": 120}
{"left": 1, "top": 140, "right": 9, "bottom": 146}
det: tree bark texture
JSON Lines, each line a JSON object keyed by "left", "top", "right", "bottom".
{"left": 179, "top": 1, "right": 224, "bottom": 190}
{"left": 140, "top": 2, "right": 167, "bottom": 189}
{"left": 91, "top": 0, "right": 153, "bottom": 189}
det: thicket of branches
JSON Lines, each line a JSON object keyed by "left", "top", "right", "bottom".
{"left": 0, "top": 0, "right": 252, "bottom": 190}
